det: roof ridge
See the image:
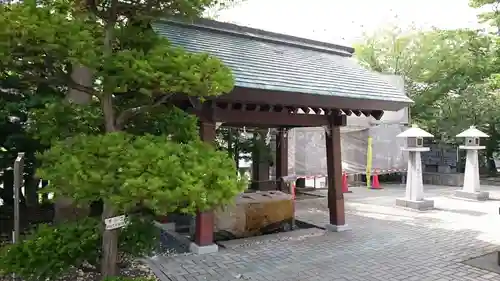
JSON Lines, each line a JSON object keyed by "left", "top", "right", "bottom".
{"left": 157, "top": 18, "right": 354, "bottom": 57}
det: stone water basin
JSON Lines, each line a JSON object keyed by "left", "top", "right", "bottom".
{"left": 214, "top": 191, "right": 294, "bottom": 240}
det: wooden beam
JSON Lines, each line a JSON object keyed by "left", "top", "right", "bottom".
{"left": 310, "top": 107, "right": 321, "bottom": 114}
{"left": 351, "top": 110, "right": 362, "bottom": 116}
{"left": 331, "top": 114, "right": 347, "bottom": 126}
{"left": 191, "top": 107, "right": 342, "bottom": 127}
{"left": 371, "top": 110, "right": 384, "bottom": 120}
{"left": 218, "top": 87, "right": 409, "bottom": 112}
{"left": 172, "top": 92, "right": 392, "bottom": 120}
{"left": 341, "top": 109, "right": 352, "bottom": 116}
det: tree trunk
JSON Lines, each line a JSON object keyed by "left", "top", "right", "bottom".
{"left": 485, "top": 124, "right": 498, "bottom": 176}
{"left": 24, "top": 175, "right": 39, "bottom": 207}
{"left": 101, "top": 203, "right": 118, "bottom": 276}
{"left": 100, "top": 92, "right": 119, "bottom": 277}
{"left": 100, "top": 20, "right": 120, "bottom": 279}
{"left": 234, "top": 138, "right": 239, "bottom": 171}
{"left": 227, "top": 128, "right": 233, "bottom": 158}
{"left": 54, "top": 65, "right": 93, "bottom": 223}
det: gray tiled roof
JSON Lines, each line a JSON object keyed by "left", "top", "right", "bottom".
{"left": 152, "top": 19, "right": 413, "bottom": 106}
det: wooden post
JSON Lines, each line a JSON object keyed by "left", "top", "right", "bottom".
{"left": 194, "top": 211, "right": 215, "bottom": 246}
{"left": 275, "top": 127, "right": 288, "bottom": 191}
{"left": 193, "top": 121, "right": 217, "bottom": 250}
{"left": 252, "top": 129, "right": 270, "bottom": 190}
{"left": 324, "top": 115, "right": 348, "bottom": 230}
{"left": 12, "top": 152, "right": 24, "bottom": 281}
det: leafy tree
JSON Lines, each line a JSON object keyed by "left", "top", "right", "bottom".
{"left": 37, "top": 133, "right": 244, "bottom": 216}
{"left": 0, "top": 0, "right": 247, "bottom": 278}
{"left": 467, "top": 0, "right": 500, "bottom": 170}
{"left": 354, "top": 27, "right": 499, "bottom": 140}
{"left": 469, "top": 0, "right": 500, "bottom": 32}
{"left": 355, "top": 25, "right": 500, "bottom": 172}
{"left": 0, "top": 81, "right": 60, "bottom": 209}
{"left": 216, "top": 127, "right": 273, "bottom": 172}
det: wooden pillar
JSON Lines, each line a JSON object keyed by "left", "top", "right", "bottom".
{"left": 195, "top": 121, "right": 216, "bottom": 247}
{"left": 251, "top": 151, "right": 259, "bottom": 190}
{"left": 251, "top": 130, "right": 271, "bottom": 190}
{"left": 325, "top": 115, "right": 348, "bottom": 230}
{"left": 275, "top": 127, "right": 288, "bottom": 191}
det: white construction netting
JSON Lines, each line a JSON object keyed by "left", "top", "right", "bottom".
{"left": 249, "top": 74, "right": 410, "bottom": 184}
{"left": 287, "top": 123, "right": 408, "bottom": 177}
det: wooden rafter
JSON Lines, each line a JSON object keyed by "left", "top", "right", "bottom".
{"left": 173, "top": 87, "right": 388, "bottom": 128}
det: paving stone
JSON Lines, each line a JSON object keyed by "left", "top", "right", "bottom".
{"left": 148, "top": 185, "right": 500, "bottom": 281}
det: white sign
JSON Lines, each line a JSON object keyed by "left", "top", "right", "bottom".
{"left": 104, "top": 215, "right": 127, "bottom": 230}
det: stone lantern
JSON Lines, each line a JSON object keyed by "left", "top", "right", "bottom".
{"left": 395, "top": 124, "right": 435, "bottom": 210}
{"left": 454, "top": 126, "right": 489, "bottom": 200}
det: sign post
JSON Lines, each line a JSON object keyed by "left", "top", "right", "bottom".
{"left": 12, "top": 152, "right": 25, "bottom": 244}
{"left": 104, "top": 215, "right": 128, "bottom": 230}
{"left": 12, "top": 152, "right": 25, "bottom": 281}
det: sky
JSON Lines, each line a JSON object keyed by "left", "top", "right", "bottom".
{"left": 215, "top": 0, "right": 484, "bottom": 45}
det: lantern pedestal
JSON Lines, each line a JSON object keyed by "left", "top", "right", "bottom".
{"left": 395, "top": 198, "right": 435, "bottom": 211}
{"left": 454, "top": 190, "right": 489, "bottom": 201}
{"left": 454, "top": 146, "right": 489, "bottom": 201}
{"left": 395, "top": 147, "right": 435, "bottom": 210}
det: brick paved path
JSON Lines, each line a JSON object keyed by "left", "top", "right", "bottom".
{"left": 147, "top": 185, "right": 500, "bottom": 281}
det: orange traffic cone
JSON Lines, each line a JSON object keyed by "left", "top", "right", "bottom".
{"left": 342, "top": 171, "right": 352, "bottom": 193}
{"left": 370, "top": 172, "right": 382, "bottom": 190}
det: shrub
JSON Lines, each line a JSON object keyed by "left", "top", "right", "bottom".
{"left": 0, "top": 218, "right": 99, "bottom": 281}
{"left": 119, "top": 215, "right": 160, "bottom": 257}
{"left": 0, "top": 215, "right": 159, "bottom": 281}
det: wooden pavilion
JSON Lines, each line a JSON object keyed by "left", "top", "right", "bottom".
{"left": 153, "top": 18, "right": 413, "bottom": 253}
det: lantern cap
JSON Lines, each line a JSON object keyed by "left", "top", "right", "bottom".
{"left": 397, "top": 124, "right": 433, "bottom": 138}
{"left": 456, "top": 126, "right": 489, "bottom": 138}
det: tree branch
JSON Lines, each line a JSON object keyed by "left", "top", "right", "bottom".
{"left": 66, "top": 76, "right": 98, "bottom": 96}
{"left": 42, "top": 73, "right": 97, "bottom": 96}
{"left": 85, "top": 0, "right": 109, "bottom": 20}
{"left": 115, "top": 93, "right": 172, "bottom": 130}
{"left": 8, "top": 70, "right": 97, "bottom": 96}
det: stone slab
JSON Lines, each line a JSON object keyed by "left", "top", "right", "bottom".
{"left": 153, "top": 221, "right": 176, "bottom": 232}
{"left": 324, "top": 224, "right": 351, "bottom": 232}
{"left": 217, "top": 227, "right": 325, "bottom": 250}
{"left": 454, "top": 190, "right": 489, "bottom": 201}
{"left": 189, "top": 242, "right": 219, "bottom": 254}
{"left": 396, "top": 198, "right": 434, "bottom": 210}
{"left": 463, "top": 252, "right": 500, "bottom": 274}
